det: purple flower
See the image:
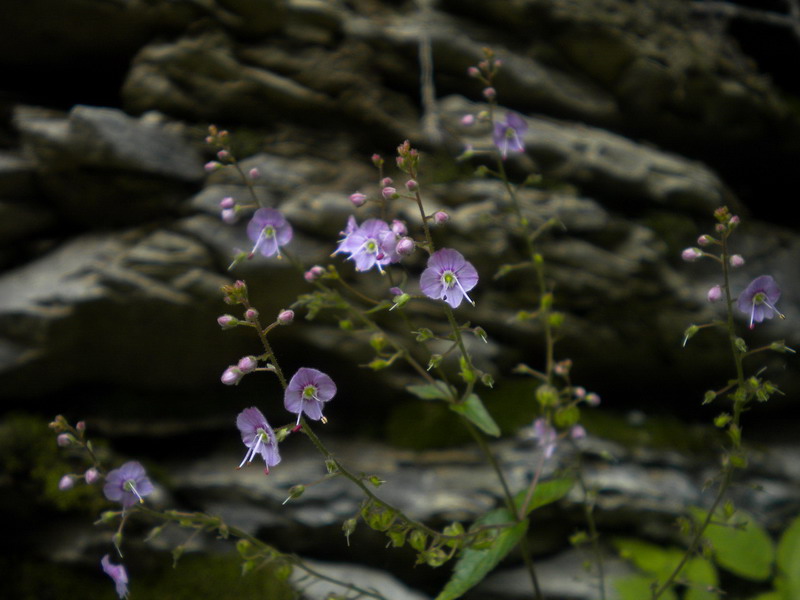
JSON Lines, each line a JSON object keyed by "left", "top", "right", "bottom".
{"left": 532, "top": 418, "right": 558, "bottom": 459}
{"left": 333, "top": 218, "right": 400, "bottom": 272}
{"left": 236, "top": 407, "right": 280, "bottom": 473}
{"left": 420, "top": 248, "right": 479, "bottom": 308}
{"left": 285, "top": 368, "right": 337, "bottom": 426}
{"left": 246, "top": 208, "right": 293, "bottom": 259}
{"left": 101, "top": 554, "right": 130, "bottom": 599}
{"left": 737, "top": 275, "right": 784, "bottom": 329}
{"left": 493, "top": 112, "right": 527, "bottom": 158}
{"left": 103, "top": 461, "right": 154, "bottom": 509}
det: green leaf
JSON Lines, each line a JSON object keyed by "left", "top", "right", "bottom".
{"left": 691, "top": 507, "right": 774, "bottom": 581}
{"left": 513, "top": 478, "right": 574, "bottom": 517}
{"left": 406, "top": 381, "right": 454, "bottom": 401}
{"left": 613, "top": 574, "right": 678, "bottom": 600}
{"left": 435, "top": 509, "right": 527, "bottom": 600}
{"left": 613, "top": 538, "right": 683, "bottom": 579}
{"left": 777, "top": 512, "right": 800, "bottom": 599}
{"left": 449, "top": 394, "right": 500, "bottom": 437}
{"left": 684, "top": 556, "right": 719, "bottom": 600}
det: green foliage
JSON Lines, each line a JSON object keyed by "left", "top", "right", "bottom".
{"left": 691, "top": 507, "right": 775, "bottom": 581}
{"left": 435, "top": 508, "right": 528, "bottom": 600}
{"left": 613, "top": 538, "right": 718, "bottom": 600}
{"left": 513, "top": 477, "right": 574, "bottom": 517}
{"left": 449, "top": 394, "right": 501, "bottom": 437}
{"left": 774, "top": 512, "right": 800, "bottom": 599}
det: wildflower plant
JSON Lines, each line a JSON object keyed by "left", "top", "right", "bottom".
{"left": 47, "top": 50, "right": 796, "bottom": 600}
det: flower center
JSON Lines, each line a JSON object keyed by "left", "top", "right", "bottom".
{"left": 302, "top": 385, "right": 318, "bottom": 400}
{"left": 365, "top": 239, "right": 378, "bottom": 254}
{"left": 753, "top": 291, "right": 766, "bottom": 305}
{"left": 123, "top": 479, "right": 144, "bottom": 503}
{"left": 441, "top": 270, "right": 456, "bottom": 289}
{"left": 263, "top": 225, "right": 276, "bottom": 238}
{"left": 256, "top": 426, "right": 271, "bottom": 444}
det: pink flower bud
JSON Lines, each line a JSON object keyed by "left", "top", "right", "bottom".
{"left": 237, "top": 356, "right": 258, "bottom": 373}
{"left": 85, "top": 468, "right": 100, "bottom": 484}
{"left": 729, "top": 254, "right": 745, "bottom": 268}
{"left": 304, "top": 265, "right": 325, "bottom": 282}
{"left": 220, "top": 196, "right": 235, "bottom": 209}
{"left": 221, "top": 366, "right": 243, "bottom": 386}
{"left": 585, "top": 393, "right": 601, "bottom": 407}
{"left": 482, "top": 87, "right": 497, "bottom": 99}
{"left": 349, "top": 192, "right": 367, "bottom": 207}
{"left": 433, "top": 211, "right": 449, "bottom": 225}
{"left": 396, "top": 237, "right": 415, "bottom": 256}
{"left": 697, "top": 234, "right": 713, "bottom": 246}
{"left": 382, "top": 186, "right": 397, "bottom": 200}
{"left": 57, "top": 433, "right": 72, "bottom": 447}
{"left": 59, "top": 475, "right": 74, "bottom": 491}
{"left": 467, "top": 66, "right": 480, "bottom": 78}
{"left": 681, "top": 247, "right": 702, "bottom": 262}
{"left": 461, "top": 114, "right": 475, "bottom": 126}
{"left": 707, "top": 284, "right": 722, "bottom": 302}
{"left": 405, "top": 179, "right": 418, "bottom": 191}
{"left": 391, "top": 220, "right": 408, "bottom": 237}
{"left": 221, "top": 208, "right": 238, "bottom": 224}
{"left": 204, "top": 161, "right": 222, "bottom": 173}
{"left": 76, "top": 421, "right": 86, "bottom": 433}
{"left": 277, "top": 309, "right": 295, "bottom": 325}
{"left": 371, "top": 154, "right": 383, "bottom": 167}
{"left": 570, "top": 425, "right": 587, "bottom": 440}
{"left": 381, "top": 177, "right": 393, "bottom": 187}
{"left": 217, "top": 315, "right": 238, "bottom": 329}
{"left": 217, "top": 149, "right": 230, "bottom": 162}
{"left": 248, "top": 168, "right": 260, "bottom": 180}
{"left": 729, "top": 215, "right": 740, "bottom": 226}
{"left": 244, "top": 308, "right": 259, "bottom": 322}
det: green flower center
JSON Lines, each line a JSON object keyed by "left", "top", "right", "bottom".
{"left": 441, "top": 271, "right": 456, "bottom": 289}
{"left": 302, "top": 385, "right": 318, "bottom": 399}
{"left": 753, "top": 292, "right": 766, "bottom": 305}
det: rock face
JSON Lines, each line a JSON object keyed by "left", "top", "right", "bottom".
{"left": 3, "top": 0, "right": 800, "bottom": 598}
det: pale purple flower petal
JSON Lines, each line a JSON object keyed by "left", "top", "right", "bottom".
{"left": 103, "top": 461, "right": 154, "bottom": 509}
{"left": 420, "top": 248, "right": 479, "bottom": 308}
{"left": 493, "top": 112, "right": 528, "bottom": 158}
{"left": 285, "top": 368, "right": 336, "bottom": 425}
{"left": 334, "top": 218, "right": 400, "bottom": 272}
{"left": 236, "top": 407, "right": 280, "bottom": 472}
{"left": 246, "top": 208, "right": 293, "bottom": 258}
{"left": 737, "top": 275, "right": 783, "bottom": 329}
{"left": 101, "top": 555, "right": 130, "bottom": 599}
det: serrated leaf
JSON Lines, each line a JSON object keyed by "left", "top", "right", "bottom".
{"left": 406, "top": 381, "right": 454, "bottom": 401}
{"left": 435, "top": 509, "right": 527, "bottom": 600}
{"left": 777, "top": 512, "right": 800, "bottom": 599}
{"left": 449, "top": 393, "right": 500, "bottom": 437}
{"left": 513, "top": 478, "right": 574, "bottom": 517}
{"left": 691, "top": 507, "right": 774, "bottom": 581}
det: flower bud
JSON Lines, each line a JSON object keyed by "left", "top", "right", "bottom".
{"left": 248, "top": 168, "right": 260, "bottom": 180}
{"left": 570, "top": 425, "right": 587, "bottom": 440}
{"left": 697, "top": 234, "right": 713, "bottom": 246}
{"left": 707, "top": 284, "right": 722, "bottom": 302}
{"left": 221, "top": 208, "right": 238, "bottom": 224}
{"left": 396, "top": 237, "right": 415, "bottom": 256}
{"left": 391, "top": 220, "right": 408, "bottom": 237}
{"left": 237, "top": 356, "right": 258, "bottom": 373}
{"left": 304, "top": 265, "right": 325, "bottom": 282}
{"left": 349, "top": 192, "right": 367, "bottom": 207}
{"left": 221, "top": 366, "right": 243, "bottom": 386}
{"left": 85, "top": 468, "right": 100, "bottom": 484}
{"left": 204, "top": 161, "right": 222, "bottom": 173}
{"left": 57, "top": 433, "right": 73, "bottom": 447}
{"left": 381, "top": 186, "right": 397, "bottom": 200}
{"left": 59, "top": 475, "right": 74, "bottom": 491}
{"left": 217, "top": 315, "right": 239, "bottom": 329}
{"left": 461, "top": 114, "right": 475, "bottom": 126}
{"left": 244, "top": 308, "right": 259, "bottom": 322}
{"left": 371, "top": 154, "right": 383, "bottom": 167}
{"left": 76, "top": 421, "right": 86, "bottom": 433}
{"left": 467, "top": 66, "right": 480, "bottom": 77}
{"left": 729, "top": 254, "right": 745, "bottom": 268}
{"left": 277, "top": 309, "right": 294, "bottom": 325}
{"left": 405, "top": 179, "right": 418, "bottom": 191}
{"left": 217, "top": 149, "right": 231, "bottom": 162}
{"left": 681, "top": 247, "right": 702, "bottom": 262}
{"left": 381, "top": 177, "right": 393, "bottom": 187}
{"left": 482, "top": 87, "right": 497, "bottom": 99}
{"left": 433, "top": 211, "right": 449, "bottom": 225}
{"left": 219, "top": 196, "right": 235, "bottom": 209}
